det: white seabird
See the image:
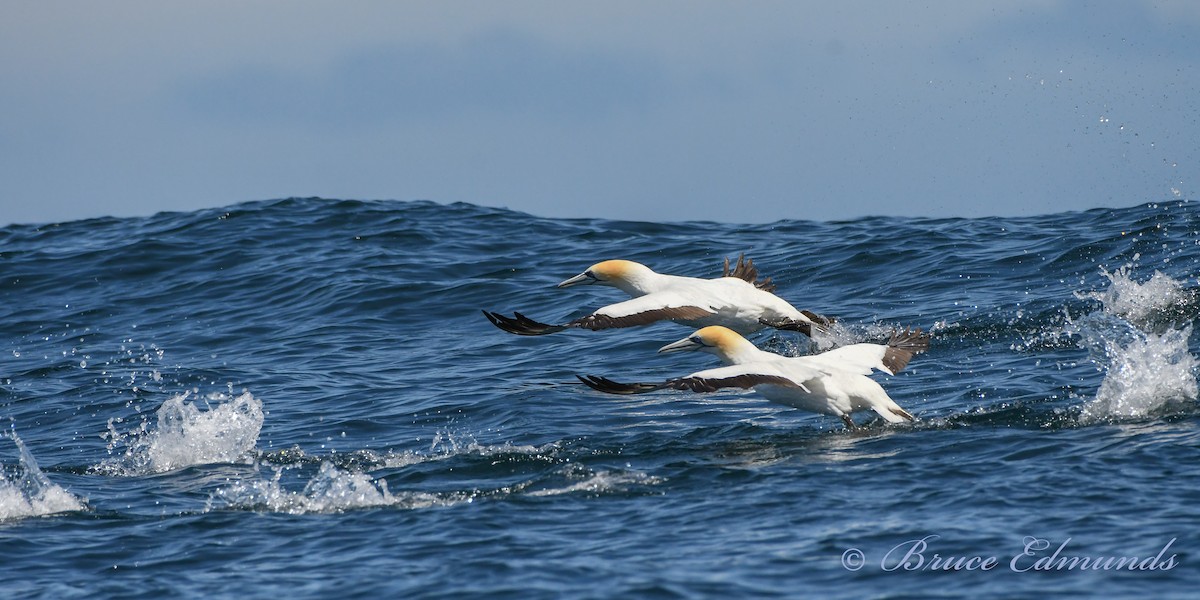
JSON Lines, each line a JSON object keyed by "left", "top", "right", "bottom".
{"left": 484, "top": 255, "right": 832, "bottom": 337}
{"left": 577, "top": 325, "right": 929, "bottom": 429}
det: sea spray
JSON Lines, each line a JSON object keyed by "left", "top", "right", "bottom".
{"left": 0, "top": 429, "right": 86, "bottom": 521}
{"left": 762, "top": 321, "right": 898, "bottom": 357}
{"left": 204, "top": 432, "right": 652, "bottom": 513}
{"left": 1080, "top": 324, "right": 1198, "bottom": 421}
{"left": 206, "top": 461, "right": 459, "bottom": 514}
{"left": 1070, "top": 268, "right": 1199, "bottom": 421}
{"left": 1082, "top": 266, "right": 1193, "bottom": 327}
{"left": 98, "top": 390, "right": 264, "bottom": 475}
{"left": 204, "top": 430, "right": 545, "bottom": 514}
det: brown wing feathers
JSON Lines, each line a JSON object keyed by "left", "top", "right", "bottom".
{"left": 674, "top": 373, "right": 801, "bottom": 392}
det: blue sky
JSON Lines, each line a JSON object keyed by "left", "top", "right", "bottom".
{"left": 1, "top": 1, "right": 1197, "bottom": 226}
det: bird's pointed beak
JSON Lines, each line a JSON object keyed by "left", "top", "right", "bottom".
{"left": 557, "top": 271, "right": 595, "bottom": 288}
{"left": 658, "top": 337, "right": 702, "bottom": 354}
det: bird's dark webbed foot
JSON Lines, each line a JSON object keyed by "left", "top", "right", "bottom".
{"left": 801, "top": 311, "right": 837, "bottom": 327}
{"left": 840, "top": 414, "right": 859, "bottom": 431}
{"left": 759, "top": 317, "right": 814, "bottom": 338}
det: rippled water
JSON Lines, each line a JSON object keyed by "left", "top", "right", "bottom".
{"left": 1, "top": 198, "right": 1197, "bottom": 598}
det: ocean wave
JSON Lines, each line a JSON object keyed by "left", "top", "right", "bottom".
{"left": 3, "top": 197, "right": 1200, "bottom": 597}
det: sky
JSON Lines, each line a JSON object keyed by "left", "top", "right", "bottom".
{"left": 1, "top": 0, "right": 1198, "bottom": 226}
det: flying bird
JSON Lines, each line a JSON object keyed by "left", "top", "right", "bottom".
{"left": 577, "top": 325, "right": 929, "bottom": 429}
{"left": 484, "top": 255, "right": 832, "bottom": 337}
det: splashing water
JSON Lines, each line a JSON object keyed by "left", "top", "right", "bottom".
{"left": 1083, "top": 266, "right": 1191, "bottom": 326}
{"left": 1079, "top": 324, "right": 1198, "bottom": 421}
{"left": 1, "top": 430, "right": 86, "bottom": 521}
{"left": 207, "top": 462, "right": 462, "bottom": 514}
{"left": 98, "top": 391, "right": 264, "bottom": 475}
{"left": 424, "top": 429, "right": 555, "bottom": 461}
{"left": 761, "top": 320, "right": 899, "bottom": 357}
{"left": 1072, "top": 268, "right": 1199, "bottom": 422}
{"left": 207, "top": 431, "right": 659, "bottom": 514}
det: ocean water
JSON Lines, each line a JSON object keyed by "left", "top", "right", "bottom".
{"left": 1, "top": 197, "right": 1198, "bottom": 598}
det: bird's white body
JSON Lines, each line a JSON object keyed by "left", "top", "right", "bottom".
{"left": 688, "top": 362, "right": 908, "bottom": 424}
{"left": 565, "top": 260, "right": 815, "bottom": 335}
{"left": 656, "top": 327, "right": 918, "bottom": 426}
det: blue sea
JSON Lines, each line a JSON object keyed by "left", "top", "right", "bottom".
{"left": 2, "top": 198, "right": 1198, "bottom": 598}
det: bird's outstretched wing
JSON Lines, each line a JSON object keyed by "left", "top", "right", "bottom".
{"left": 575, "top": 375, "right": 668, "bottom": 395}
{"left": 483, "top": 302, "right": 715, "bottom": 336}
{"left": 578, "top": 363, "right": 812, "bottom": 396}
{"left": 578, "top": 299, "right": 716, "bottom": 329}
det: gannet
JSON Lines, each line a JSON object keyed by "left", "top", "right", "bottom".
{"left": 484, "top": 255, "right": 833, "bottom": 337}
{"left": 577, "top": 325, "right": 929, "bottom": 429}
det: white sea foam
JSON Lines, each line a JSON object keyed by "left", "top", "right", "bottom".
{"left": 98, "top": 390, "right": 264, "bottom": 475}
{"left": 1, "top": 430, "right": 86, "bottom": 522}
{"left": 1072, "top": 268, "right": 1199, "bottom": 422}
{"left": 207, "top": 462, "right": 466, "bottom": 514}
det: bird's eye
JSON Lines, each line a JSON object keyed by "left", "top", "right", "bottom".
{"left": 585, "top": 270, "right": 597, "bottom": 280}
{"left": 689, "top": 336, "right": 705, "bottom": 346}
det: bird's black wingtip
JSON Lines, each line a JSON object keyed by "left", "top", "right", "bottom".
{"left": 577, "top": 374, "right": 660, "bottom": 395}
{"left": 482, "top": 310, "right": 566, "bottom": 336}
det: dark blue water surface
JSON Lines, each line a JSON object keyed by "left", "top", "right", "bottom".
{"left": 2, "top": 198, "right": 1198, "bottom": 598}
